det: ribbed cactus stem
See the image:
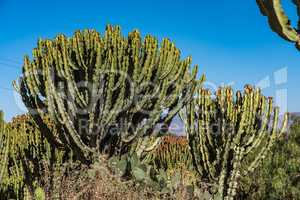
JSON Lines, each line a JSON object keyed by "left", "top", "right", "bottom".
{"left": 257, "top": 0, "right": 300, "bottom": 50}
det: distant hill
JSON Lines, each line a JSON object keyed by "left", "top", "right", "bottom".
{"left": 168, "top": 112, "right": 300, "bottom": 136}
{"left": 291, "top": 112, "right": 300, "bottom": 117}
{"left": 169, "top": 115, "right": 185, "bottom": 135}
{"left": 154, "top": 114, "right": 185, "bottom": 135}
{"left": 289, "top": 112, "right": 300, "bottom": 126}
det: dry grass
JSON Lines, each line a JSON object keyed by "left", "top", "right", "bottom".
{"left": 57, "top": 158, "right": 198, "bottom": 200}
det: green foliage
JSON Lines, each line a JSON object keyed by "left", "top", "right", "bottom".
{"left": 16, "top": 25, "right": 200, "bottom": 162}
{"left": 34, "top": 187, "right": 45, "bottom": 200}
{"left": 257, "top": 0, "right": 300, "bottom": 50}
{"left": 241, "top": 114, "right": 300, "bottom": 200}
{"left": 181, "top": 85, "right": 288, "bottom": 200}
{"left": 108, "top": 151, "right": 197, "bottom": 194}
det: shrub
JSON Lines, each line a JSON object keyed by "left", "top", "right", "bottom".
{"left": 241, "top": 114, "right": 300, "bottom": 200}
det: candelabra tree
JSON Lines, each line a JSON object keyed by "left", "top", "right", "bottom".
{"left": 0, "top": 113, "right": 68, "bottom": 199}
{"left": 15, "top": 25, "right": 199, "bottom": 162}
{"left": 180, "top": 85, "right": 288, "bottom": 200}
{"left": 0, "top": 111, "right": 9, "bottom": 196}
{"left": 257, "top": 0, "right": 300, "bottom": 51}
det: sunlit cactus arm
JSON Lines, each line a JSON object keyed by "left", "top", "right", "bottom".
{"left": 134, "top": 136, "right": 162, "bottom": 158}
{"left": 257, "top": 0, "right": 300, "bottom": 50}
{"left": 246, "top": 110, "right": 288, "bottom": 173}
{"left": 243, "top": 95, "right": 270, "bottom": 152}
{"left": 225, "top": 147, "right": 243, "bottom": 200}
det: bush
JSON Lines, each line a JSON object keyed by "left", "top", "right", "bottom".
{"left": 241, "top": 114, "right": 300, "bottom": 200}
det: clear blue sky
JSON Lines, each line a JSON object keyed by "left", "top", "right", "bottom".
{"left": 0, "top": 0, "right": 299, "bottom": 120}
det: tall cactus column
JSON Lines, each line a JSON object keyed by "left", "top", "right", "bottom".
{"left": 181, "top": 85, "right": 288, "bottom": 199}
{"left": 16, "top": 25, "right": 200, "bottom": 162}
{"left": 0, "top": 111, "right": 9, "bottom": 194}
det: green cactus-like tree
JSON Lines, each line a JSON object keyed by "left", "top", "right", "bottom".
{"left": 180, "top": 85, "right": 288, "bottom": 200}
{"left": 0, "top": 111, "right": 9, "bottom": 195}
{"left": 0, "top": 113, "right": 69, "bottom": 199}
{"left": 16, "top": 25, "right": 199, "bottom": 162}
{"left": 257, "top": 0, "right": 300, "bottom": 50}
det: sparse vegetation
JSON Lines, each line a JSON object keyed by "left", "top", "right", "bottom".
{"left": 0, "top": 25, "right": 298, "bottom": 200}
